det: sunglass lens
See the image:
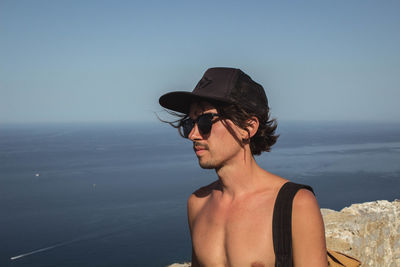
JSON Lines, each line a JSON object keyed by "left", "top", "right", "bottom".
{"left": 182, "top": 119, "right": 194, "bottom": 138}
{"left": 181, "top": 114, "right": 216, "bottom": 138}
{"left": 197, "top": 114, "right": 212, "bottom": 135}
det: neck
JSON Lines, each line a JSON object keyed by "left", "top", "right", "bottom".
{"left": 215, "top": 147, "right": 267, "bottom": 200}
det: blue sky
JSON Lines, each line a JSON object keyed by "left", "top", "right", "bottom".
{"left": 1, "top": 0, "right": 399, "bottom": 123}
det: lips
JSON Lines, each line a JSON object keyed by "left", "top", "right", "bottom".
{"left": 193, "top": 143, "right": 208, "bottom": 155}
{"left": 194, "top": 146, "right": 207, "bottom": 153}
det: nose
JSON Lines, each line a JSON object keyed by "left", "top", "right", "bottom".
{"left": 188, "top": 123, "right": 202, "bottom": 141}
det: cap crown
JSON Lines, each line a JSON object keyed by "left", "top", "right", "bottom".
{"left": 159, "top": 67, "right": 269, "bottom": 114}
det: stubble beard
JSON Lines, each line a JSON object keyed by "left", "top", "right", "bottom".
{"left": 198, "top": 158, "right": 218, "bottom": 169}
{"left": 194, "top": 141, "right": 218, "bottom": 169}
{"left": 197, "top": 146, "right": 241, "bottom": 170}
{"left": 197, "top": 152, "right": 224, "bottom": 169}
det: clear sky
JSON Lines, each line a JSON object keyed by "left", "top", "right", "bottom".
{"left": 1, "top": 0, "right": 399, "bottom": 123}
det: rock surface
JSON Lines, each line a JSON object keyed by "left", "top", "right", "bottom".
{"left": 322, "top": 199, "right": 399, "bottom": 267}
{"left": 167, "top": 200, "right": 400, "bottom": 267}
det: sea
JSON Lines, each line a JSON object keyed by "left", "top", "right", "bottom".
{"left": 1, "top": 121, "right": 399, "bottom": 267}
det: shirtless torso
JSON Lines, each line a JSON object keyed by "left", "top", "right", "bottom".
{"left": 188, "top": 175, "right": 289, "bottom": 267}
{"left": 159, "top": 68, "right": 327, "bottom": 267}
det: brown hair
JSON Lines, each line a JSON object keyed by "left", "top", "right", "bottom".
{"left": 216, "top": 102, "right": 279, "bottom": 155}
{"left": 158, "top": 109, "right": 187, "bottom": 138}
{"left": 160, "top": 72, "right": 279, "bottom": 155}
{"left": 219, "top": 71, "right": 279, "bottom": 155}
{"left": 160, "top": 98, "right": 279, "bottom": 155}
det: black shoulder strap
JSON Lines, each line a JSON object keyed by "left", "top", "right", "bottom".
{"left": 273, "top": 182, "right": 314, "bottom": 267}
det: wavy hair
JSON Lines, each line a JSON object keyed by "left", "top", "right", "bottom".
{"left": 160, "top": 100, "right": 279, "bottom": 155}
{"left": 217, "top": 102, "right": 279, "bottom": 155}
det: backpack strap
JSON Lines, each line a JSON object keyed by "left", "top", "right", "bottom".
{"left": 273, "top": 182, "right": 314, "bottom": 267}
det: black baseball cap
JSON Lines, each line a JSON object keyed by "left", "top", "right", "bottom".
{"left": 159, "top": 67, "right": 269, "bottom": 114}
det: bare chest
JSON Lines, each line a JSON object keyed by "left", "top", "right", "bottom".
{"left": 191, "top": 196, "right": 276, "bottom": 267}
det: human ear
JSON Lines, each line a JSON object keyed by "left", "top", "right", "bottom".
{"left": 243, "top": 117, "right": 259, "bottom": 140}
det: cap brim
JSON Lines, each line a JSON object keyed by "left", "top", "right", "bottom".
{"left": 159, "top": 91, "right": 230, "bottom": 114}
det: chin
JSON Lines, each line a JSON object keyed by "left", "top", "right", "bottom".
{"left": 198, "top": 159, "right": 219, "bottom": 169}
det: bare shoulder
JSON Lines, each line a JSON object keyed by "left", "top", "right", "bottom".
{"left": 292, "top": 188, "right": 328, "bottom": 266}
{"left": 187, "top": 180, "right": 220, "bottom": 228}
{"left": 293, "top": 188, "right": 319, "bottom": 210}
{"left": 292, "top": 188, "right": 323, "bottom": 230}
{"left": 192, "top": 180, "right": 220, "bottom": 198}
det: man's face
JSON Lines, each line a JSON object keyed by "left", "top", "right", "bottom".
{"left": 187, "top": 102, "right": 245, "bottom": 169}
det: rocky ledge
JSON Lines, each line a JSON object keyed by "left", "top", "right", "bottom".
{"left": 322, "top": 199, "right": 399, "bottom": 266}
{"left": 168, "top": 200, "right": 400, "bottom": 267}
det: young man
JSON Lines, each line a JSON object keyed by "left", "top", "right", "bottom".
{"left": 159, "top": 68, "right": 327, "bottom": 267}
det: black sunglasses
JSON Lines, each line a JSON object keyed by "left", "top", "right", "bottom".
{"left": 181, "top": 113, "right": 221, "bottom": 138}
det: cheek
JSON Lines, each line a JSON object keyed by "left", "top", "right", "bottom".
{"left": 211, "top": 122, "right": 243, "bottom": 151}
{"left": 215, "top": 121, "right": 243, "bottom": 142}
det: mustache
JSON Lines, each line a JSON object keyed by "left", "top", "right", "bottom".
{"left": 193, "top": 142, "right": 209, "bottom": 150}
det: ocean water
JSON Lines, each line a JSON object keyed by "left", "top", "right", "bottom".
{"left": 1, "top": 121, "right": 399, "bottom": 267}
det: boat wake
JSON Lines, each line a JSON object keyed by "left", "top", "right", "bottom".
{"left": 10, "top": 239, "right": 78, "bottom": 261}
{"left": 10, "top": 228, "right": 131, "bottom": 261}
